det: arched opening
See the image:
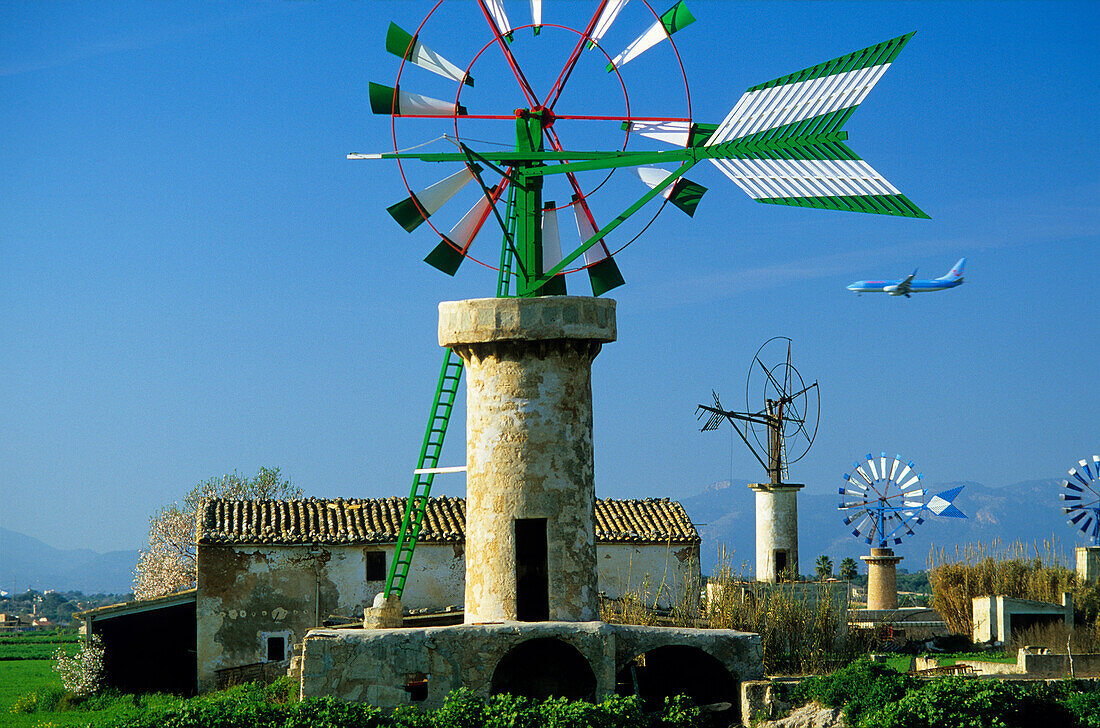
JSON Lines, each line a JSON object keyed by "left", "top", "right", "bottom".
{"left": 490, "top": 638, "right": 596, "bottom": 701}
{"left": 616, "top": 645, "right": 738, "bottom": 718}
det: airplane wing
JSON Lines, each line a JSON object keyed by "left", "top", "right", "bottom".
{"left": 896, "top": 271, "right": 916, "bottom": 296}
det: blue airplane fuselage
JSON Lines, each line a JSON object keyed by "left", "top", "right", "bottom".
{"left": 847, "top": 258, "right": 966, "bottom": 296}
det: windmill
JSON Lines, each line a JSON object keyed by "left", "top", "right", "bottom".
{"left": 838, "top": 452, "right": 967, "bottom": 548}
{"left": 353, "top": 1, "right": 926, "bottom": 599}
{"left": 1060, "top": 455, "right": 1100, "bottom": 545}
{"left": 696, "top": 337, "right": 819, "bottom": 581}
{"left": 837, "top": 452, "right": 966, "bottom": 609}
{"left": 697, "top": 337, "right": 819, "bottom": 487}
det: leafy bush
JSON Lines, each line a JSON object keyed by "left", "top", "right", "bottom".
{"left": 863, "top": 676, "right": 1073, "bottom": 728}
{"left": 793, "top": 659, "right": 915, "bottom": 726}
{"left": 1064, "top": 689, "right": 1100, "bottom": 728}
{"left": 8, "top": 685, "right": 65, "bottom": 714}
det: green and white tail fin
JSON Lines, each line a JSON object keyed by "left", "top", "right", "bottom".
{"left": 706, "top": 32, "right": 928, "bottom": 218}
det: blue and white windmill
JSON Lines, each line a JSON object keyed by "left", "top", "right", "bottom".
{"left": 838, "top": 452, "right": 966, "bottom": 547}
{"left": 1060, "top": 456, "right": 1100, "bottom": 545}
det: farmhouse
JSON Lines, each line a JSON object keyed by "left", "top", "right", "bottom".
{"left": 84, "top": 495, "right": 701, "bottom": 694}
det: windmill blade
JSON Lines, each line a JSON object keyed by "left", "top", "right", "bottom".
{"left": 589, "top": 0, "right": 630, "bottom": 49}
{"left": 369, "top": 82, "right": 467, "bottom": 116}
{"left": 626, "top": 120, "right": 717, "bottom": 147}
{"left": 482, "top": 0, "right": 514, "bottom": 40}
{"left": 1064, "top": 479, "right": 1085, "bottom": 493}
{"left": 385, "top": 22, "right": 473, "bottom": 87}
{"left": 888, "top": 454, "right": 901, "bottom": 484}
{"left": 606, "top": 0, "right": 695, "bottom": 71}
{"left": 853, "top": 464, "right": 874, "bottom": 487}
{"left": 843, "top": 473, "right": 868, "bottom": 491}
{"left": 880, "top": 452, "right": 888, "bottom": 483}
{"left": 866, "top": 453, "right": 879, "bottom": 482}
{"left": 636, "top": 166, "right": 707, "bottom": 216}
{"left": 571, "top": 195, "right": 625, "bottom": 295}
{"left": 539, "top": 202, "right": 568, "bottom": 295}
{"left": 704, "top": 32, "right": 927, "bottom": 218}
{"left": 895, "top": 460, "right": 914, "bottom": 486}
{"left": 530, "top": 0, "right": 542, "bottom": 33}
{"left": 1070, "top": 467, "right": 1093, "bottom": 489}
{"left": 900, "top": 473, "right": 922, "bottom": 490}
{"left": 424, "top": 182, "right": 507, "bottom": 275}
{"left": 387, "top": 165, "right": 482, "bottom": 233}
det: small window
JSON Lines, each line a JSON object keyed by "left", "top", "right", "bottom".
{"left": 267, "top": 635, "right": 286, "bottom": 662}
{"left": 366, "top": 551, "right": 387, "bottom": 581}
{"left": 261, "top": 630, "right": 292, "bottom": 663}
{"left": 404, "top": 672, "right": 428, "bottom": 702}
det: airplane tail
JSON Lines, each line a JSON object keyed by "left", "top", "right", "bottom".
{"left": 938, "top": 257, "right": 966, "bottom": 281}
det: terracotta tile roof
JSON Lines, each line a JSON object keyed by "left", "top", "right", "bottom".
{"left": 197, "top": 497, "right": 698, "bottom": 546}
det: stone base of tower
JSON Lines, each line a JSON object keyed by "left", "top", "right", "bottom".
{"left": 862, "top": 548, "right": 903, "bottom": 610}
{"left": 300, "top": 621, "right": 762, "bottom": 716}
{"left": 749, "top": 483, "right": 804, "bottom": 583}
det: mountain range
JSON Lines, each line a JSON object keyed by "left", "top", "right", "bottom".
{"left": 679, "top": 478, "right": 1078, "bottom": 576}
{"left": 0, "top": 478, "right": 1079, "bottom": 593}
{"left": 0, "top": 527, "right": 138, "bottom": 595}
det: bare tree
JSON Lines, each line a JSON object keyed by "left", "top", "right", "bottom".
{"left": 133, "top": 467, "right": 301, "bottom": 599}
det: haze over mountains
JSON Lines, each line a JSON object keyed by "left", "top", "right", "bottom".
{"left": 1, "top": 478, "right": 1078, "bottom": 593}
{"left": 680, "top": 478, "right": 1076, "bottom": 576}
{"left": 0, "top": 527, "right": 137, "bottom": 595}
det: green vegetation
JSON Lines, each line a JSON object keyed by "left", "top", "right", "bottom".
{"left": 794, "top": 659, "right": 1100, "bottom": 728}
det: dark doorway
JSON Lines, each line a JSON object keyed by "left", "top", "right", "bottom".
{"left": 93, "top": 600, "right": 197, "bottom": 695}
{"left": 616, "top": 645, "right": 738, "bottom": 718}
{"left": 491, "top": 638, "right": 596, "bottom": 701}
{"left": 515, "top": 518, "right": 548, "bottom": 621}
{"left": 774, "top": 550, "right": 788, "bottom": 576}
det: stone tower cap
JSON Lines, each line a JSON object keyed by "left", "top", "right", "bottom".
{"left": 439, "top": 296, "right": 616, "bottom": 347}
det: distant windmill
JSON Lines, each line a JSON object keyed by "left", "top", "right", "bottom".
{"left": 696, "top": 337, "right": 819, "bottom": 486}
{"left": 838, "top": 452, "right": 967, "bottom": 548}
{"left": 697, "top": 337, "right": 819, "bottom": 581}
{"left": 1060, "top": 455, "right": 1100, "bottom": 545}
{"left": 837, "top": 451, "right": 966, "bottom": 609}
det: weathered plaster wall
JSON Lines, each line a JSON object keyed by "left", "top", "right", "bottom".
{"left": 596, "top": 543, "right": 700, "bottom": 608}
{"left": 440, "top": 296, "right": 616, "bottom": 623}
{"left": 196, "top": 542, "right": 463, "bottom": 690}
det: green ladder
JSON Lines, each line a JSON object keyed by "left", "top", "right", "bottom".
{"left": 383, "top": 348, "right": 464, "bottom": 598}
{"left": 383, "top": 186, "right": 519, "bottom": 600}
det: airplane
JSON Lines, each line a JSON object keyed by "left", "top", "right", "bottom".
{"left": 847, "top": 258, "right": 966, "bottom": 297}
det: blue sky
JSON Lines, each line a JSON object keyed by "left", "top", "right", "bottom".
{"left": 2, "top": 1, "right": 1097, "bottom": 555}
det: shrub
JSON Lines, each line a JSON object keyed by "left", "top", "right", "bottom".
{"left": 863, "top": 675, "right": 1073, "bottom": 728}
{"left": 53, "top": 634, "right": 105, "bottom": 697}
{"left": 1064, "top": 689, "right": 1100, "bottom": 727}
{"left": 9, "top": 685, "right": 65, "bottom": 714}
{"left": 793, "top": 659, "right": 915, "bottom": 726}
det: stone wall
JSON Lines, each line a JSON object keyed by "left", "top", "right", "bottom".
{"left": 300, "top": 621, "right": 762, "bottom": 711}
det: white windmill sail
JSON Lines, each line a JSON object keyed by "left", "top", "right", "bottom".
{"left": 607, "top": 0, "right": 695, "bottom": 71}
{"left": 570, "top": 195, "right": 625, "bottom": 295}
{"left": 369, "top": 82, "right": 466, "bottom": 116}
{"left": 387, "top": 165, "right": 481, "bottom": 232}
{"left": 636, "top": 166, "right": 706, "bottom": 216}
{"left": 385, "top": 23, "right": 473, "bottom": 87}
{"left": 588, "top": 0, "right": 630, "bottom": 48}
